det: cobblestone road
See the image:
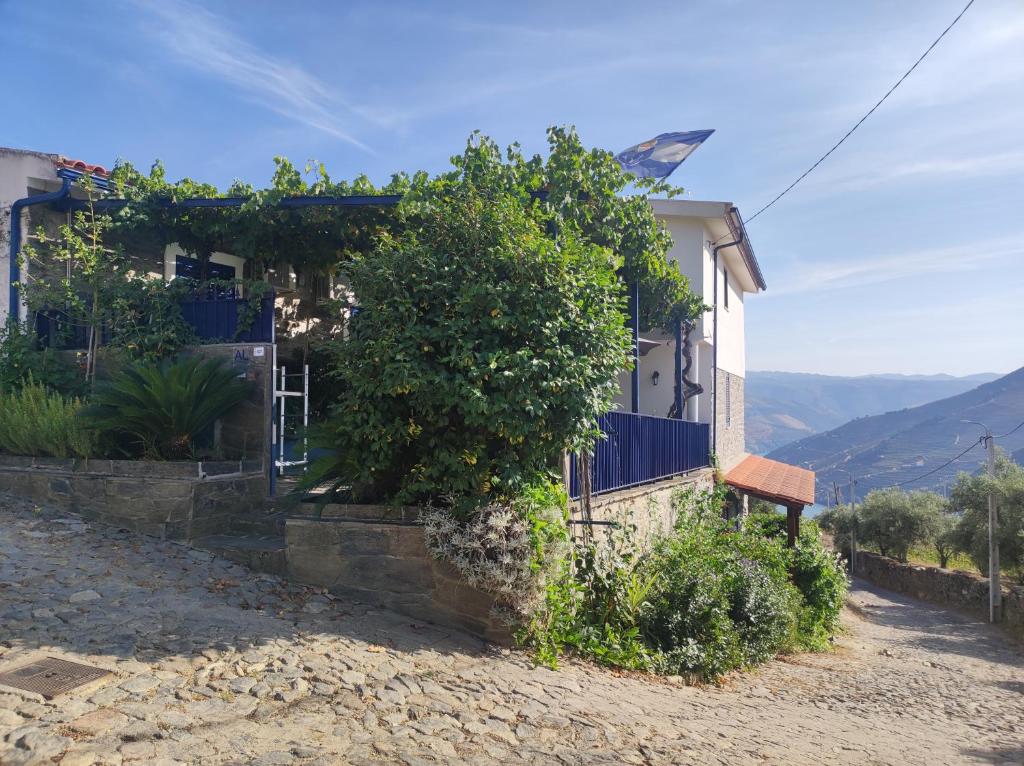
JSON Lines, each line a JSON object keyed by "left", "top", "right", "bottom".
{"left": 1, "top": 495, "right": 1022, "bottom": 765}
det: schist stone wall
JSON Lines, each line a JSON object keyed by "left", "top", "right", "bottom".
{"left": 0, "top": 456, "right": 264, "bottom": 541}
{"left": 575, "top": 469, "right": 716, "bottom": 548}
{"left": 285, "top": 505, "right": 512, "bottom": 644}
{"left": 714, "top": 369, "right": 745, "bottom": 471}
{"left": 856, "top": 551, "right": 1024, "bottom": 639}
{"left": 191, "top": 343, "right": 274, "bottom": 476}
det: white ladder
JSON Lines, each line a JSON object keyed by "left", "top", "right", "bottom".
{"left": 272, "top": 362, "right": 309, "bottom": 476}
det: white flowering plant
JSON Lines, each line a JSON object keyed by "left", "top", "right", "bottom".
{"left": 423, "top": 481, "right": 570, "bottom": 623}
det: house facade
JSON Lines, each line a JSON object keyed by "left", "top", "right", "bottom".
{"left": 612, "top": 200, "right": 765, "bottom": 472}
{"left": 3, "top": 146, "right": 814, "bottom": 526}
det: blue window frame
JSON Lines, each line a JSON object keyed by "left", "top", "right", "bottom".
{"left": 175, "top": 256, "right": 237, "bottom": 298}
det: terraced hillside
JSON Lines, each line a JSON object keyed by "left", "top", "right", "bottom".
{"left": 769, "top": 367, "right": 1024, "bottom": 503}
{"left": 747, "top": 371, "right": 999, "bottom": 454}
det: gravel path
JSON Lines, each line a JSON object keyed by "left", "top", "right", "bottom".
{"left": 0, "top": 495, "right": 1022, "bottom": 765}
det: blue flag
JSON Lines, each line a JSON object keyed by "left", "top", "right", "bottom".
{"left": 615, "top": 130, "right": 714, "bottom": 179}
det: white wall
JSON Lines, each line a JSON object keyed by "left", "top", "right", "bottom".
{"left": 613, "top": 209, "right": 750, "bottom": 423}
{"left": 611, "top": 331, "right": 677, "bottom": 418}
{"left": 0, "top": 149, "right": 59, "bottom": 321}
{"left": 714, "top": 256, "right": 746, "bottom": 377}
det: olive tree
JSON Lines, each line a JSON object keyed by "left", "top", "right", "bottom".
{"left": 948, "top": 454, "right": 1024, "bottom": 579}
{"left": 857, "top": 488, "right": 945, "bottom": 563}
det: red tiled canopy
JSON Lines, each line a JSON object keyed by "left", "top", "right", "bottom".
{"left": 725, "top": 455, "right": 815, "bottom": 507}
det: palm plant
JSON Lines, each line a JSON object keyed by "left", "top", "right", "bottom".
{"left": 83, "top": 355, "right": 252, "bottom": 459}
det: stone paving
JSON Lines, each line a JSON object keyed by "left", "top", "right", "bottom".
{"left": 1, "top": 493, "right": 1023, "bottom": 766}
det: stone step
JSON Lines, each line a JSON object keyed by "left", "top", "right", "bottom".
{"left": 229, "top": 510, "right": 287, "bottom": 537}
{"left": 196, "top": 534, "right": 287, "bottom": 576}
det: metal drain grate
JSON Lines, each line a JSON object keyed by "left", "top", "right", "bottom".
{"left": 0, "top": 657, "right": 110, "bottom": 699}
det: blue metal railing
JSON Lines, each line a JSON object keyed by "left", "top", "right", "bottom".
{"left": 34, "top": 291, "right": 275, "bottom": 349}
{"left": 179, "top": 292, "right": 274, "bottom": 343}
{"left": 569, "top": 411, "right": 710, "bottom": 498}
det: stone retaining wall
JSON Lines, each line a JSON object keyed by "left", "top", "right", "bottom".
{"left": 285, "top": 505, "right": 511, "bottom": 644}
{"left": 578, "top": 469, "right": 715, "bottom": 546}
{"left": 855, "top": 550, "right": 1024, "bottom": 638}
{"left": 0, "top": 456, "right": 264, "bottom": 541}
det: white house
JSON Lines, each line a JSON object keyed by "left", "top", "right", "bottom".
{"left": 612, "top": 199, "right": 766, "bottom": 473}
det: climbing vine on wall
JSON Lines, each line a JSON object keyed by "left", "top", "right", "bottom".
{"left": 105, "top": 126, "right": 703, "bottom": 333}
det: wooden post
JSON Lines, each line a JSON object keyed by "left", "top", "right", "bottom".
{"left": 786, "top": 504, "right": 802, "bottom": 548}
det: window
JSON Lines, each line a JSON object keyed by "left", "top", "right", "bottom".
{"left": 175, "top": 255, "right": 237, "bottom": 298}
{"left": 723, "top": 268, "right": 729, "bottom": 309}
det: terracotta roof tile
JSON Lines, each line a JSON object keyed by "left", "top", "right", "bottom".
{"left": 725, "top": 455, "right": 815, "bottom": 507}
{"left": 56, "top": 157, "right": 109, "bottom": 177}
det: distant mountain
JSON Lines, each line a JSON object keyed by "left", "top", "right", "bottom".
{"left": 768, "top": 367, "right": 1024, "bottom": 504}
{"left": 746, "top": 371, "right": 1000, "bottom": 454}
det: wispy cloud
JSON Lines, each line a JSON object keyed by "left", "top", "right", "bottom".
{"left": 804, "top": 150, "right": 1024, "bottom": 195}
{"left": 131, "top": 0, "right": 377, "bottom": 151}
{"left": 769, "top": 238, "right": 1023, "bottom": 297}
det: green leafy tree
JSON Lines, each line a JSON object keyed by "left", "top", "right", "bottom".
{"left": 410, "top": 128, "right": 703, "bottom": 330}
{"left": 857, "top": 488, "right": 945, "bottom": 562}
{"left": 948, "top": 454, "right": 1024, "bottom": 579}
{"left": 307, "top": 188, "right": 631, "bottom": 506}
{"left": 18, "top": 178, "right": 200, "bottom": 379}
{"left": 19, "top": 178, "right": 119, "bottom": 383}
{"left": 932, "top": 510, "right": 959, "bottom": 568}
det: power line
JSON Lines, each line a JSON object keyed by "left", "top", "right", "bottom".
{"left": 992, "top": 420, "right": 1024, "bottom": 439}
{"left": 892, "top": 436, "right": 984, "bottom": 488}
{"left": 741, "top": 0, "right": 978, "bottom": 227}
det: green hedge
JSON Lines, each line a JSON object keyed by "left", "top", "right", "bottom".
{"left": 524, "top": 491, "right": 849, "bottom": 681}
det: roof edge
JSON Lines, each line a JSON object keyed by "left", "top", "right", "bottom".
{"left": 725, "top": 208, "right": 767, "bottom": 292}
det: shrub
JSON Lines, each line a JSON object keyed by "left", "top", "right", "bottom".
{"left": 82, "top": 355, "right": 251, "bottom": 459}
{"left": 746, "top": 511, "right": 848, "bottom": 649}
{"left": 0, "top": 378, "right": 94, "bottom": 458}
{"left": 309, "top": 188, "right": 630, "bottom": 506}
{"left": 423, "top": 481, "right": 570, "bottom": 622}
{"left": 524, "top": 527, "right": 657, "bottom": 672}
{"left": 0, "top": 319, "right": 85, "bottom": 397}
{"left": 523, "top": 490, "right": 849, "bottom": 680}
{"left": 790, "top": 529, "right": 849, "bottom": 649}
{"left": 641, "top": 510, "right": 799, "bottom": 680}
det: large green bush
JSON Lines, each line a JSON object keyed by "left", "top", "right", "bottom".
{"left": 641, "top": 508, "right": 800, "bottom": 679}
{"left": 308, "top": 189, "right": 631, "bottom": 507}
{"left": 524, "top": 490, "right": 849, "bottom": 681}
{"left": 0, "top": 378, "right": 95, "bottom": 458}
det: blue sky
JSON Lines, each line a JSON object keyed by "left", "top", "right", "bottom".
{"left": 2, "top": 0, "right": 1022, "bottom": 376}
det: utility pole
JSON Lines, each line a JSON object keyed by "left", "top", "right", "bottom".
{"left": 850, "top": 476, "right": 858, "bottom": 577}
{"left": 963, "top": 420, "right": 1000, "bottom": 623}
{"left": 835, "top": 470, "right": 857, "bottom": 575}
{"left": 984, "top": 429, "right": 1000, "bottom": 623}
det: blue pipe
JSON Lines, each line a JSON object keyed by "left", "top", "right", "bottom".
{"left": 8, "top": 176, "right": 73, "bottom": 322}
{"left": 630, "top": 281, "right": 640, "bottom": 414}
